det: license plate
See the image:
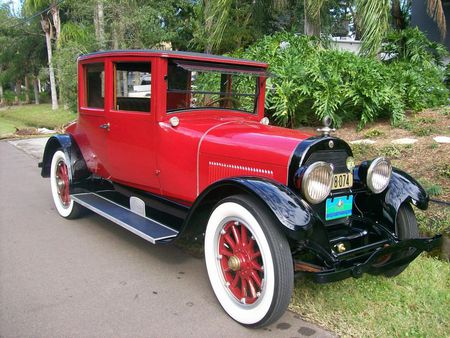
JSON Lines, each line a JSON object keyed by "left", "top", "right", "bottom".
{"left": 325, "top": 195, "right": 353, "bottom": 221}
{"left": 332, "top": 172, "right": 353, "bottom": 190}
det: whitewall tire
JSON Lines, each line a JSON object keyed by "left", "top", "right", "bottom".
{"left": 50, "top": 150, "right": 83, "bottom": 219}
{"left": 204, "top": 195, "right": 293, "bottom": 328}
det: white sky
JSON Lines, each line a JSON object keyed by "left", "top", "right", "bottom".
{"left": 1, "top": 0, "right": 22, "bottom": 16}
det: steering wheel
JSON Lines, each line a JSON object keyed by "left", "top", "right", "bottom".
{"left": 204, "top": 96, "right": 240, "bottom": 108}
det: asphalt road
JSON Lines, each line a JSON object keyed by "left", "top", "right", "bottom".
{"left": 0, "top": 139, "right": 334, "bottom": 337}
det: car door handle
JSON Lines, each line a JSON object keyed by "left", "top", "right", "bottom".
{"left": 99, "top": 123, "right": 110, "bottom": 131}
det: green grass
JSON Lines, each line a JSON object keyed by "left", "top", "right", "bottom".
{"left": 291, "top": 255, "right": 450, "bottom": 337}
{"left": 0, "top": 117, "right": 27, "bottom": 137}
{"left": 364, "top": 128, "right": 384, "bottom": 138}
{"left": 0, "top": 104, "right": 76, "bottom": 138}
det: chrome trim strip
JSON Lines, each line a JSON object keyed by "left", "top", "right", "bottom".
{"left": 196, "top": 121, "right": 234, "bottom": 196}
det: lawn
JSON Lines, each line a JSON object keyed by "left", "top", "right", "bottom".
{"left": 291, "top": 255, "right": 450, "bottom": 337}
{"left": 0, "top": 104, "right": 76, "bottom": 138}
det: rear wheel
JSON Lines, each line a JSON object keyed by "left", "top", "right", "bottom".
{"left": 383, "top": 203, "right": 419, "bottom": 277}
{"left": 204, "top": 195, "right": 293, "bottom": 328}
{"left": 50, "top": 150, "right": 83, "bottom": 219}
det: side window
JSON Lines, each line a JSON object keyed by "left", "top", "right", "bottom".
{"left": 114, "top": 62, "right": 151, "bottom": 112}
{"left": 84, "top": 63, "right": 105, "bottom": 109}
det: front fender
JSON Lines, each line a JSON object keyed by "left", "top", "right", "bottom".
{"left": 182, "top": 177, "right": 315, "bottom": 240}
{"left": 382, "top": 168, "right": 429, "bottom": 225}
{"left": 39, "top": 134, "right": 89, "bottom": 181}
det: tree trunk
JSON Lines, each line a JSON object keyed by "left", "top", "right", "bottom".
{"left": 0, "top": 83, "right": 4, "bottom": 105}
{"left": 391, "top": 0, "right": 405, "bottom": 30}
{"left": 304, "top": 0, "right": 320, "bottom": 36}
{"left": 33, "top": 77, "right": 40, "bottom": 105}
{"left": 94, "top": 0, "right": 106, "bottom": 49}
{"left": 304, "top": 15, "right": 320, "bottom": 36}
{"left": 42, "top": 18, "right": 59, "bottom": 110}
{"left": 50, "top": 2, "right": 61, "bottom": 43}
{"left": 24, "top": 76, "right": 30, "bottom": 104}
{"left": 15, "top": 80, "right": 22, "bottom": 104}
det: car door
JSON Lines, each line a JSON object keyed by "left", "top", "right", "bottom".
{"left": 77, "top": 60, "right": 109, "bottom": 178}
{"left": 105, "top": 57, "right": 160, "bottom": 194}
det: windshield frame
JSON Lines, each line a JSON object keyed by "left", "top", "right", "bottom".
{"left": 166, "top": 59, "right": 268, "bottom": 115}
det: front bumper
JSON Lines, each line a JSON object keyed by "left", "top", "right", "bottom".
{"left": 295, "top": 235, "right": 442, "bottom": 283}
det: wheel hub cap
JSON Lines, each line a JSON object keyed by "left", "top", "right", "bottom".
{"left": 228, "top": 256, "right": 241, "bottom": 271}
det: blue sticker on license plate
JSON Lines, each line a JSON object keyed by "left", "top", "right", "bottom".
{"left": 325, "top": 195, "right": 353, "bottom": 221}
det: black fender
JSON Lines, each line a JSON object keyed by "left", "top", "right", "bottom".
{"left": 381, "top": 168, "right": 429, "bottom": 226}
{"left": 181, "top": 177, "right": 315, "bottom": 241}
{"left": 39, "top": 134, "right": 89, "bottom": 181}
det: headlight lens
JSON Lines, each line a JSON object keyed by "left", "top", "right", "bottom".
{"left": 301, "top": 162, "right": 334, "bottom": 204}
{"left": 367, "top": 157, "right": 392, "bottom": 193}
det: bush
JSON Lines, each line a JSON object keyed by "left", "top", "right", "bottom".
{"left": 445, "top": 63, "right": 450, "bottom": 89}
{"left": 234, "top": 31, "right": 449, "bottom": 128}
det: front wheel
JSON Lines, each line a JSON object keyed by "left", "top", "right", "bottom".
{"left": 204, "top": 195, "right": 293, "bottom": 328}
{"left": 383, "top": 203, "right": 419, "bottom": 277}
{"left": 50, "top": 150, "right": 84, "bottom": 219}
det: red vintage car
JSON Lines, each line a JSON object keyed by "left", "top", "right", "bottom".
{"left": 39, "top": 50, "right": 441, "bottom": 327}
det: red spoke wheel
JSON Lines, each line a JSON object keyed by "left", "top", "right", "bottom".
{"left": 218, "top": 221, "right": 264, "bottom": 305}
{"left": 205, "top": 195, "right": 293, "bottom": 328}
{"left": 50, "top": 150, "right": 83, "bottom": 219}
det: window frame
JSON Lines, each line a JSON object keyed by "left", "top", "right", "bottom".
{"left": 111, "top": 61, "right": 152, "bottom": 114}
{"left": 79, "top": 60, "right": 107, "bottom": 115}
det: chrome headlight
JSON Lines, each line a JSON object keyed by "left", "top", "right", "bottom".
{"left": 301, "top": 162, "right": 334, "bottom": 204}
{"left": 367, "top": 157, "right": 392, "bottom": 193}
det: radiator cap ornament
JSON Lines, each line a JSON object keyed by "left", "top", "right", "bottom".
{"left": 317, "top": 116, "right": 336, "bottom": 137}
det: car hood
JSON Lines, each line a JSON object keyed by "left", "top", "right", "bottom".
{"left": 200, "top": 119, "right": 314, "bottom": 166}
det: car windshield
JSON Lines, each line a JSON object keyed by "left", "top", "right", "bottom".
{"left": 166, "top": 60, "right": 262, "bottom": 114}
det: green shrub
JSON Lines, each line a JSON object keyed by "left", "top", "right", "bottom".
{"left": 234, "top": 31, "right": 449, "bottom": 128}
{"left": 445, "top": 63, "right": 450, "bottom": 89}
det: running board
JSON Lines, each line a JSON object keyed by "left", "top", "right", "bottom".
{"left": 72, "top": 192, "right": 178, "bottom": 243}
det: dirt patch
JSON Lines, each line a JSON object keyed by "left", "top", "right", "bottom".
{"left": 331, "top": 107, "right": 450, "bottom": 237}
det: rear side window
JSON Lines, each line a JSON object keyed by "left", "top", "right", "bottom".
{"left": 114, "top": 62, "right": 151, "bottom": 112}
{"left": 84, "top": 63, "right": 105, "bottom": 109}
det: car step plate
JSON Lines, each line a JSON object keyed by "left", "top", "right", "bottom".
{"left": 325, "top": 195, "right": 353, "bottom": 221}
{"left": 72, "top": 192, "right": 178, "bottom": 243}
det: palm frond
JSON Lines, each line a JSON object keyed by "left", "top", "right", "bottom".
{"left": 203, "top": 0, "right": 233, "bottom": 53}
{"left": 356, "top": 0, "right": 390, "bottom": 57}
{"left": 427, "top": 0, "right": 447, "bottom": 39}
{"left": 304, "top": 0, "right": 327, "bottom": 23}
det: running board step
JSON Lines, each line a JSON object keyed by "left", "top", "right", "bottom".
{"left": 72, "top": 192, "right": 178, "bottom": 243}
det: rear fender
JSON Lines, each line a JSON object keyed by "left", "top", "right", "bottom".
{"left": 181, "top": 177, "right": 315, "bottom": 240}
{"left": 39, "top": 134, "right": 89, "bottom": 181}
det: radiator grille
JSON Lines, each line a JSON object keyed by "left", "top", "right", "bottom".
{"left": 303, "top": 150, "right": 349, "bottom": 173}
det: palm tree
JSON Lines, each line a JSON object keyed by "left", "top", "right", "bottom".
{"left": 205, "top": 0, "right": 447, "bottom": 57}
{"left": 426, "top": 0, "right": 447, "bottom": 39}
{"left": 201, "top": 0, "right": 288, "bottom": 53}
{"left": 23, "top": 0, "right": 61, "bottom": 110}
{"left": 304, "top": 0, "right": 447, "bottom": 57}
